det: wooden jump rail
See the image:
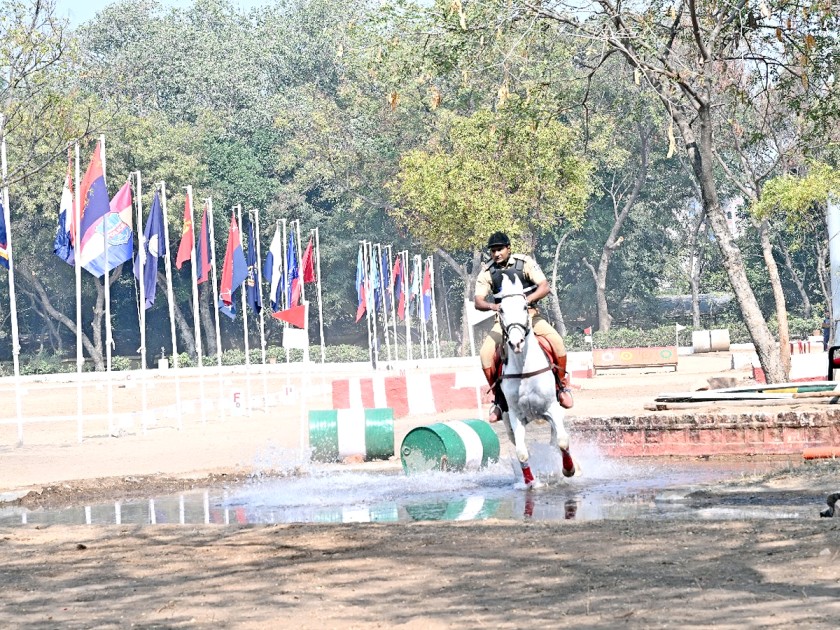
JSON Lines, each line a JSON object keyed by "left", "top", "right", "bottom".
{"left": 592, "top": 346, "right": 678, "bottom": 375}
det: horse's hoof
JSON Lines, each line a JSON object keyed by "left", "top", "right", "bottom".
{"left": 561, "top": 450, "right": 578, "bottom": 477}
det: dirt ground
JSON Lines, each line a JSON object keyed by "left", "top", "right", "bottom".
{"left": 2, "top": 353, "right": 840, "bottom": 628}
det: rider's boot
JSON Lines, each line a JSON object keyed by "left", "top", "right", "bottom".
{"left": 556, "top": 355, "right": 574, "bottom": 409}
{"left": 483, "top": 366, "right": 506, "bottom": 423}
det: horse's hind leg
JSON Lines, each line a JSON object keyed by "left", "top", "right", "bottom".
{"left": 548, "top": 404, "right": 578, "bottom": 477}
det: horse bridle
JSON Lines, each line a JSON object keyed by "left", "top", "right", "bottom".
{"left": 497, "top": 292, "right": 553, "bottom": 380}
{"left": 498, "top": 292, "right": 532, "bottom": 341}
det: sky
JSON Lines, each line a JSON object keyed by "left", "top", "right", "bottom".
{"left": 55, "top": 0, "right": 273, "bottom": 26}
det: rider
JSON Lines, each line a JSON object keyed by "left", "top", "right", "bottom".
{"left": 474, "top": 231, "right": 572, "bottom": 423}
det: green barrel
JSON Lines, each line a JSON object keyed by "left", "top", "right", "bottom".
{"left": 400, "top": 419, "right": 500, "bottom": 474}
{"left": 405, "top": 497, "right": 501, "bottom": 521}
{"left": 308, "top": 408, "right": 395, "bottom": 463}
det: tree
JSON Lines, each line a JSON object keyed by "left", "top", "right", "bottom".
{"left": 454, "top": 0, "right": 838, "bottom": 382}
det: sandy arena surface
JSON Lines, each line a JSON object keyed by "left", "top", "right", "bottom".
{"left": 1, "top": 353, "right": 839, "bottom": 628}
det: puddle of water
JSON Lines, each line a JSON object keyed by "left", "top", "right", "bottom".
{"left": 0, "top": 446, "right": 816, "bottom": 526}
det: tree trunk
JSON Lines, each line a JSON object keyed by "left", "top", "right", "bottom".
{"left": 758, "top": 220, "right": 791, "bottom": 378}
{"left": 15, "top": 265, "right": 99, "bottom": 366}
{"left": 777, "top": 235, "right": 812, "bottom": 319}
{"left": 687, "top": 207, "right": 706, "bottom": 328}
{"left": 548, "top": 236, "right": 568, "bottom": 336}
{"left": 676, "top": 106, "right": 784, "bottom": 382}
{"left": 157, "top": 271, "right": 196, "bottom": 358}
{"left": 199, "top": 283, "right": 217, "bottom": 357}
{"left": 588, "top": 125, "right": 650, "bottom": 333}
{"left": 437, "top": 247, "right": 482, "bottom": 357}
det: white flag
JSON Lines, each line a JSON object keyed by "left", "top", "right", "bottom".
{"left": 263, "top": 226, "right": 283, "bottom": 312}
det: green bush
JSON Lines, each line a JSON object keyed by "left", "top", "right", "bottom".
{"left": 111, "top": 356, "right": 134, "bottom": 371}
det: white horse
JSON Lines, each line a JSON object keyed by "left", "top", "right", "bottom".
{"left": 496, "top": 273, "right": 578, "bottom": 487}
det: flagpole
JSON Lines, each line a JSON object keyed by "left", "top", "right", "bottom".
{"left": 237, "top": 204, "right": 252, "bottom": 416}
{"left": 186, "top": 185, "right": 207, "bottom": 423}
{"left": 206, "top": 198, "right": 223, "bottom": 368}
{"left": 386, "top": 245, "right": 399, "bottom": 360}
{"left": 314, "top": 227, "right": 326, "bottom": 363}
{"left": 135, "top": 172, "right": 147, "bottom": 370}
{"left": 133, "top": 171, "right": 149, "bottom": 432}
{"left": 74, "top": 143, "right": 84, "bottom": 442}
{"left": 206, "top": 198, "right": 225, "bottom": 419}
{"left": 429, "top": 255, "right": 441, "bottom": 359}
{"left": 376, "top": 243, "right": 392, "bottom": 363}
{"left": 0, "top": 113, "right": 24, "bottom": 444}
{"left": 158, "top": 182, "right": 183, "bottom": 429}
{"left": 402, "top": 250, "right": 412, "bottom": 361}
{"left": 252, "top": 208, "right": 268, "bottom": 409}
{"left": 100, "top": 134, "right": 115, "bottom": 435}
{"left": 186, "top": 186, "right": 203, "bottom": 368}
{"left": 293, "top": 219, "right": 308, "bottom": 365}
{"left": 360, "top": 241, "right": 374, "bottom": 367}
{"left": 281, "top": 218, "right": 289, "bottom": 374}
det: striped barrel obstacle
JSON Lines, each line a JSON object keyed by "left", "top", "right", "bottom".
{"left": 400, "top": 419, "right": 500, "bottom": 474}
{"left": 308, "top": 408, "right": 394, "bottom": 463}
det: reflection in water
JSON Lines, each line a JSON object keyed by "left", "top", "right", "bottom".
{"left": 0, "top": 450, "right": 809, "bottom": 526}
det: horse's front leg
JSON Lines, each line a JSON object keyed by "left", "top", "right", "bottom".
{"left": 505, "top": 409, "right": 535, "bottom": 486}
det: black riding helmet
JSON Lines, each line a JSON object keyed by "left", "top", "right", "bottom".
{"left": 487, "top": 231, "right": 511, "bottom": 249}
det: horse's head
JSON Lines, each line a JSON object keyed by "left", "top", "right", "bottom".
{"left": 495, "top": 273, "right": 530, "bottom": 354}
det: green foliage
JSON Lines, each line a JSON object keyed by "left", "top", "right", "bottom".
{"left": 19, "top": 351, "right": 75, "bottom": 376}
{"left": 111, "top": 356, "right": 134, "bottom": 371}
{"left": 391, "top": 107, "right": 592, "bottom": 252}
{"left": 751, "top": 163, "right": 840, "bottom": 226}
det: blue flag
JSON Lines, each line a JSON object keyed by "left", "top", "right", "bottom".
{"left": 133, "top": 191, "right": 165, "bottom": 310}
{"left": 218, "top": 214, "right": 248, "bottom": 319}
{"left": 53, "top": 163, "right": 75, "bottom": 265}
{"left": 286, "top": 231, "right": 298, "bottom": 306}
{"left": 0, "top": 201, "right": 9, "bottom": 269}
{"left": 246, "top": 220, "right": 262, "bottom": 314}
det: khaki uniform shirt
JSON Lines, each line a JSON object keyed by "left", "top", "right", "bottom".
{"left": 474, "top": 253, "right": 547, "bottom": 301}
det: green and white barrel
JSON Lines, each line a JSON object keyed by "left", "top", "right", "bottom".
{"left": 308, "top": 408, "right": 394, "bottom": 462}
{"left": 400, "top": 420, "right": 500, "bottom": 474}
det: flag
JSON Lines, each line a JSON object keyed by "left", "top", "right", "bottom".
{"left": 409, "top": 257, "right": 421, "bottom": 316}
{"left": 370, "top": 248, "right": 380, "bottom": 309}
{"left": 422, "top": 260, "right": 432, "bottom": 323}
{"left": 392, "top": 254, "right": 405, "bottom": 320}
{"left": 272, "top": 302, "right": 307, "bottom": 329}
{"left": 53, "top": 155, "right": 75, "bottom": 265}
{"left": 355, "top": 246, "right": 366, "bottom": 322}
{"left": 245, "top": 219, "right": 261, "bottom": 314}
{"left": 77, "top": 147, "right": 134, "bottom": 278}
{"left": 175, "top": 194, "right": 193, "bottom": 270}
{"left": 0, "top": 202, "right": 8, "bottom": 269}
{"left": 675, "top": 323, "right": 687, "bottom": 332}
{"left": 134, "top": 190, "right": 165, "bottom": 309}
{"left": 195, "top": 205, "right": 211, "bottom": 284}
{"left": 263, "top": 226, "right": 283, "bottom": 312}
{"left": 287, "top": 231, "right": 299, "bottom": 306}
{"left": 218, "top": 214, "right": 248, "bottom": 319}
{"left": 103, "top": 180, "right": 135, "bottom": 271}
{"left": 380, "top": 252, "right": 391, "bottom": 309}
{"left": 583, "top": 326, "right": 592, "bottom": 335}
{"left": 301, "top": 236, "right": 315, "bottom": 283}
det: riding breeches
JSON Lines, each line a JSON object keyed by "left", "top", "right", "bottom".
{"left": 479, "top": 312, "right": 566, "bottom": 370}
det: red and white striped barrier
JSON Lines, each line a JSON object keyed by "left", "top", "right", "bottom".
{"left": 332, "top": 372, "right": 480, "bottom": 418}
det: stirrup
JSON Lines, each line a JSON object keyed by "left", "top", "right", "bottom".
{"left": 488, "top": 404, "right": 503, "bottom": 423}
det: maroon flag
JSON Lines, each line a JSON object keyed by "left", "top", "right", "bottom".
{"left": 301, "top": 236, "right": 315, "bottom": 283}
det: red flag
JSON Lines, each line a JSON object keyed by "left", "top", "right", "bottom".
{"left": 301, "top": 236, "right": 315, "bottom": 283}
{"left": 584, "top": 327, "right": 592, "bottom": 335}
{"left": 272, "top": 303, "right": 307, "bottom": 329}
{"left": 355, "top": 282, "right": 366, "bottom": 322}
{"left": 175, "top": 194, "right": 193, "bottom": 270}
